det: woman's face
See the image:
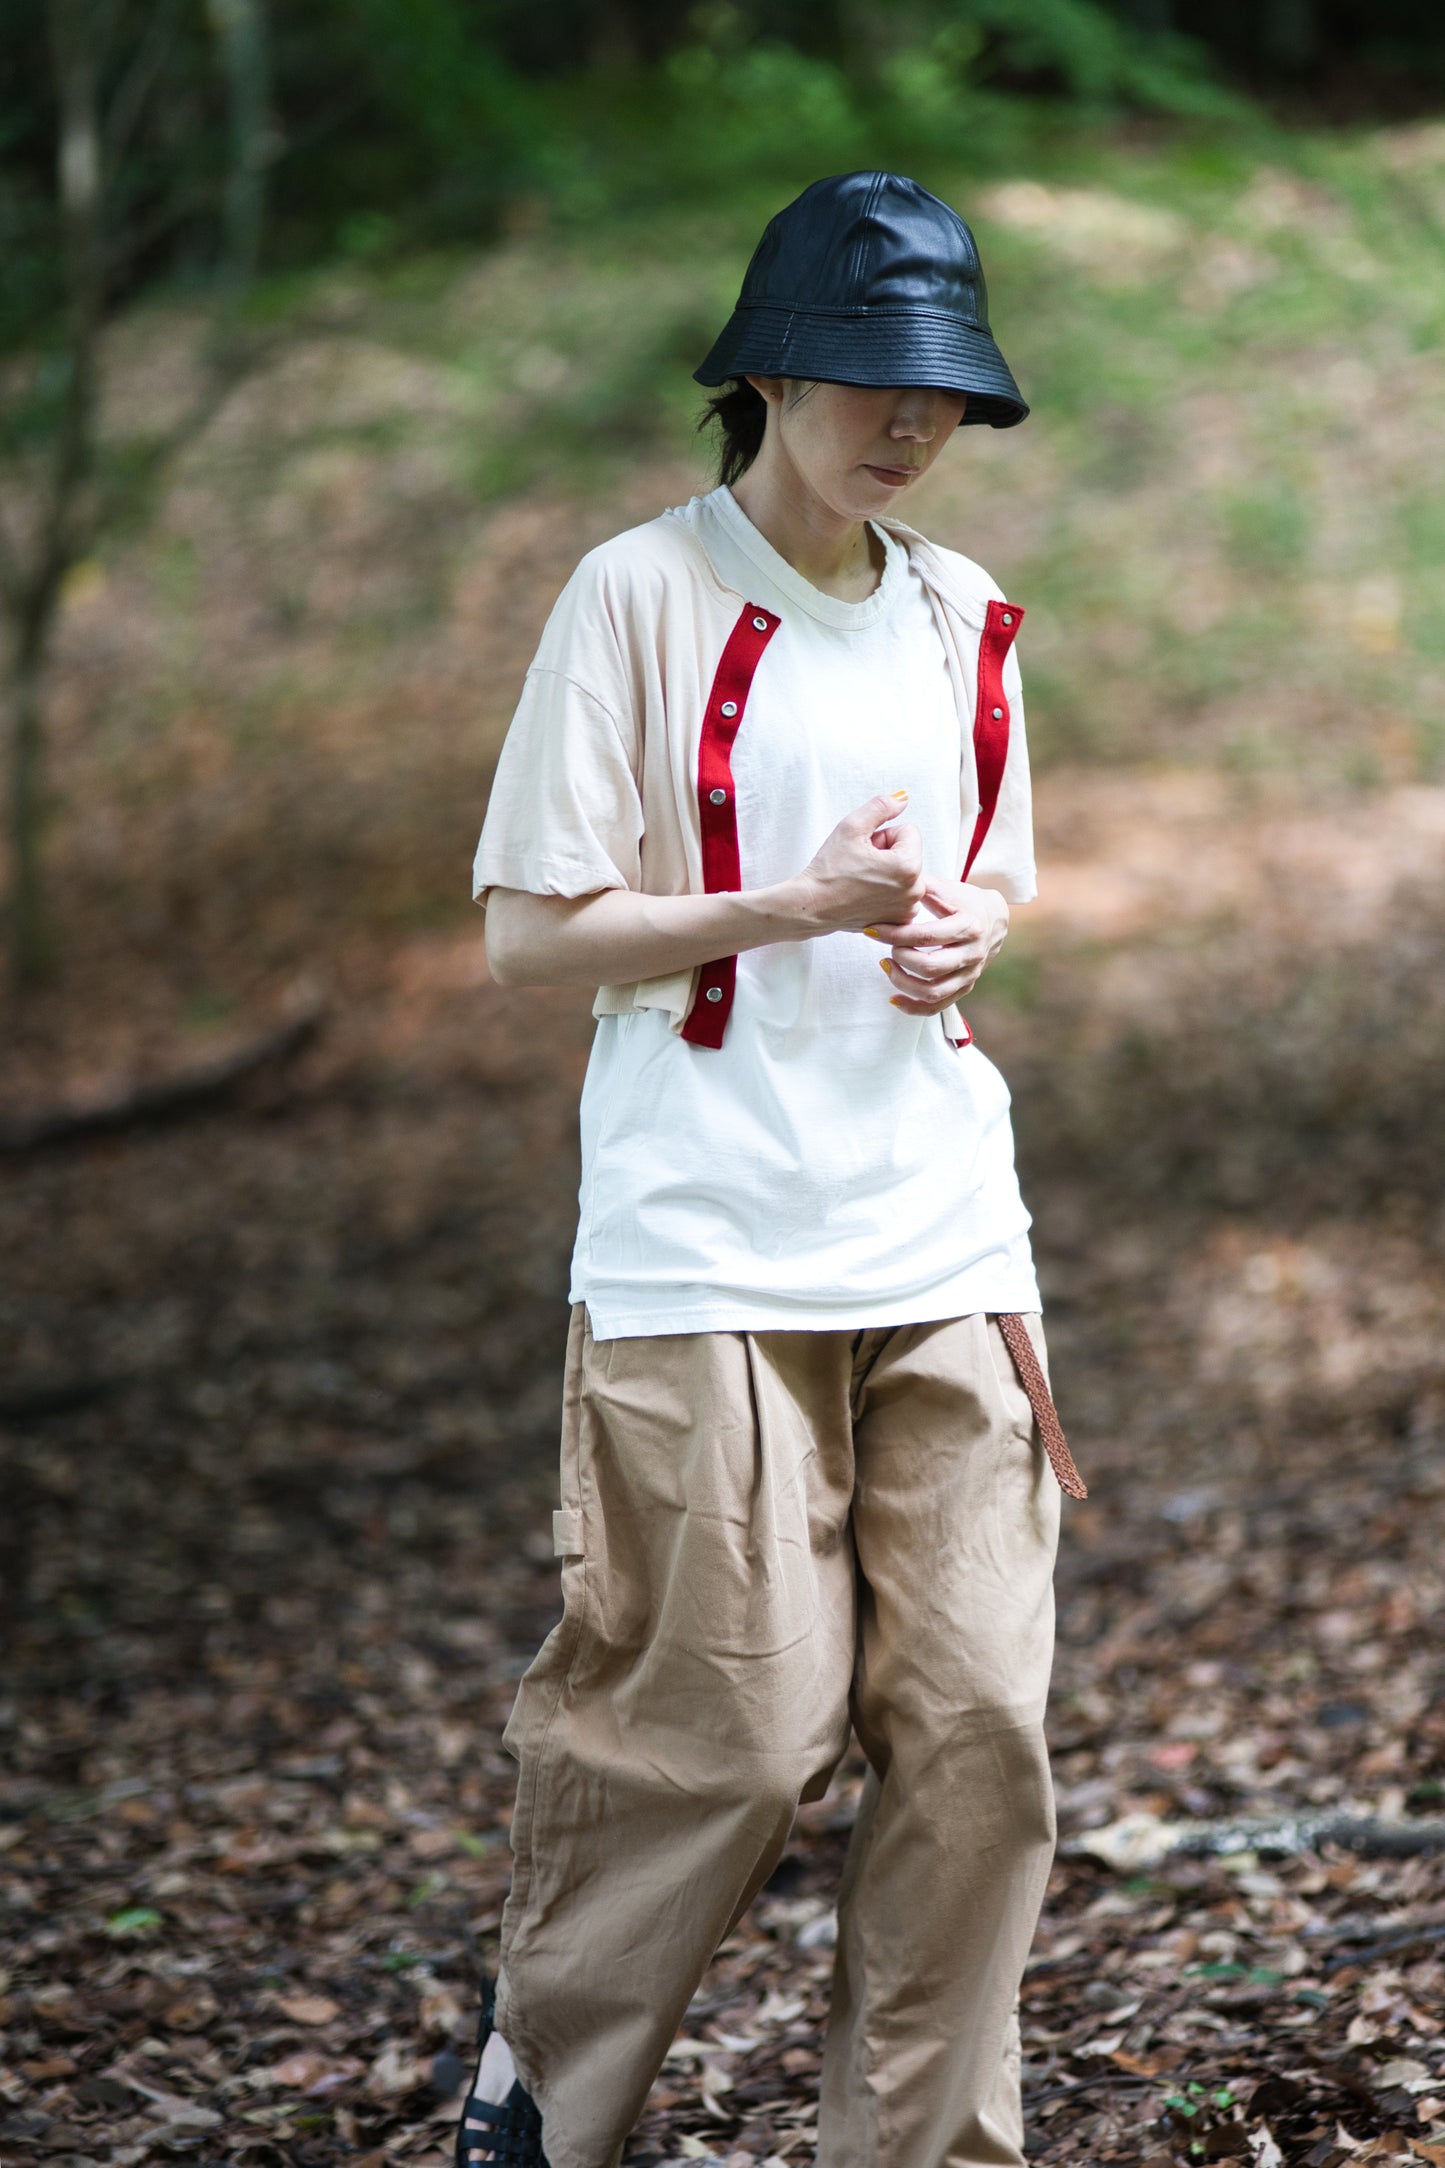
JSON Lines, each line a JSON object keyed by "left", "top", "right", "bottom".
{"left": 747, "top": 377, "right": 968, "bottom": 521}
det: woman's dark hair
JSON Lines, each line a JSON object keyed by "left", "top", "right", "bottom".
{"left": 699, "top": 377, "right": 767, "bottom": 486}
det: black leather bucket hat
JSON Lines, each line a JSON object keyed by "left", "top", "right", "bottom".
{"left": 694, "top": 170, "right": 1027, "bottom": 427}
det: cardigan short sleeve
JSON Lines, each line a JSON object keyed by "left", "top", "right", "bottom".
{"left": 472, "top": 546, "right": 647, "bottom": 906}
{"left": 472, "top": 666, "right": 643, "bottom": 904}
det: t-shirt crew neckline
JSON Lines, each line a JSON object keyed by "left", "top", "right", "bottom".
{"left": 711, "top": 484, "right": 906, "bottom": 629}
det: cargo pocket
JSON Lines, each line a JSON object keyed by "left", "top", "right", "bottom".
{"left": 552, "top": 1508, "right": 584, "bottom": 1557}
{"left": 500, "top": 1316, "right": 593, "bottom": 1929}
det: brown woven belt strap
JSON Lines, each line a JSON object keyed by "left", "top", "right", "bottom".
{"left": 996, "top": 1313, "right": 1088, "bottom": 1501}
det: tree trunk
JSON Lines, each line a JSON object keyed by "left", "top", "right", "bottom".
{"left": 26, "top": 0, "right": 103, "bottom": 979}
{"left": 588, "top": 0, "right": 642, "bottom": 72}
{"left": 4, "top": 0, "right": 104, "bottom": 988}
{"left": 49, "top": 0, "right": 104, "bottom": 490}
{"left": 1263, "top": 0, "right": 1318, "bottom": 70}
{"left": 7, "top": 611, "right": 54, "bottom": 988}
{"left": 4, "top": 2, "right": 270, "bottom": 987}
{"left": 211, "top": 0, "right": 270, "bottom": 287}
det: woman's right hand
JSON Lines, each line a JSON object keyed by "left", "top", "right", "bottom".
{"left": 792, "top": 791, "right": 928, "bottom": 935}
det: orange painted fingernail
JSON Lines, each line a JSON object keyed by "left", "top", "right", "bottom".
{"left": 891, "top": 789, "right": 909, "bottom": 799}
{"left": 879, "top": 958, "right": 891, "bottom": 974}
{"left": 863, "top": 926, "right": 880, "bottom": 939}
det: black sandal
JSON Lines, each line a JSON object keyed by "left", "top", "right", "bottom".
{"left": 455, "top": 1976, "right": 549, "bottom": 2168}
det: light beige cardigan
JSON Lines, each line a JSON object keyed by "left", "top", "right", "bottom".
{"left": 473, "top": 504, "right": 1036, "bottom": 1036}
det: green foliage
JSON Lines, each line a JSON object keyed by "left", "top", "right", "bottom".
{"left": 538, "top": 34, "right": 864, "bottom": 211}
{"left": 912, "top": 0, "right": 1242, "bottom": 121}
{"left": 0, "top": 0, "right": 231, "bottom": 353}
{"left": 267, "top": 0, "right": 554, "bottom": 255}
{"left": 659, "top": 34, "right": 867, "bottom": 184}
{"left": 540, "top": 0, "right": 1239, "bottom": 220}
{"left": 9, "top": 0, "right": 1445, "bottom": 318}
{"left": 0, "top": 0, "right": 1251, "bottom": 311}
{"left": 105, "top": 1905, "right": 164, "bottom": 1936}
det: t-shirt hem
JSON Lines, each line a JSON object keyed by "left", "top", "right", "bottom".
{"left": 573, "top": 1275, "right": 1044, "bottom": 1341}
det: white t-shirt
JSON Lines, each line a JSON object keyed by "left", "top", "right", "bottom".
{"left": 569, "top": 485, "right": 1040, "bottom": 1338}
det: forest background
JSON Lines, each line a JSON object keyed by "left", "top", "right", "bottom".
{"left": 3, "top": 6, "right": 1445, "bottom": 2168}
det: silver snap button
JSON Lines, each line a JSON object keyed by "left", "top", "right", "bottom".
{"left": 709, "top": 787, "right": 727, "bottom": 805}
{"left": 752, "top": 615, "right": 767, "bottom": 631}
{"left": 1002, "top": 612, "right": 1013, "bottom": 625}
{"left": 720, "top": 700, "right": 738, "bottom": 718}
{"left": 992, "top": 706, "right": 1004, "bottom": 719}
{"left": 705, "top": 985, "right": 723, "bottom": 1003}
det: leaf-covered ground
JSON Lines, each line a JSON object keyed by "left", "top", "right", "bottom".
{"left": 4, "top": 125, "right": 1445, "bottom": 2162}
{"left": 3, "top": 763, "right": 1445, "bottom": 2168}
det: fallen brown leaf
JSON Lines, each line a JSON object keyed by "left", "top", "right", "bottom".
{"left": 1110, "top": 2048, "right": 1168, "bottom": 2077}
{"left": 364, "top": 2042, "right": 432, "bottom": 2100}
{"left": 409, "top": 1826, "right": 456, "bottom": 1860}
{"left": 267, "top": 2050, "right": 363, "bottom": 2090}
{"left": 276, "top": 1992, "right": 342, "bottom": 2026}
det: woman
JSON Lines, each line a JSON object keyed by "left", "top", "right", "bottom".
{"left": 460, "top": 170, "right": 1085, "bottom": 2168}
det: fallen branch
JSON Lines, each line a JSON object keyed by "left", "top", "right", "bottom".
{"left": 0, "top": 990, "right": 325, "bottom": 1151}
{"left": 0, "top": 1369, "right": 134, "bottom": 1421}
{"left": 1068, "top": 1810, "right": 1445, "bottom": 1873}
{"left": 1022, "top": 2071, "right": 1157, "bottom": 2109}
{"left": 1320, "top": 1921, "right": 1445, "bottom": 1973}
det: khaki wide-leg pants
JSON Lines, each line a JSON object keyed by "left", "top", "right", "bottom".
{"left": 495, "top": 1306, "right": 1062, "bottom": 2168}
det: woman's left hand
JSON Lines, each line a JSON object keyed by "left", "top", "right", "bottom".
{"left": 866, "top": 880, "right": 1010, "bottom": 1016}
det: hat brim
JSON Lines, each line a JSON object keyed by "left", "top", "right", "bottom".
{"left": 693, "top": 302, "right": 1028, "bottom": 427}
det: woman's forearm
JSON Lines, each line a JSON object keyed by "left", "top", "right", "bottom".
{"left": 484, "top": 881, "right": 822, "bottom": 989}
{"left": 485, "top": 792, "right": 933, "bottom": 987}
